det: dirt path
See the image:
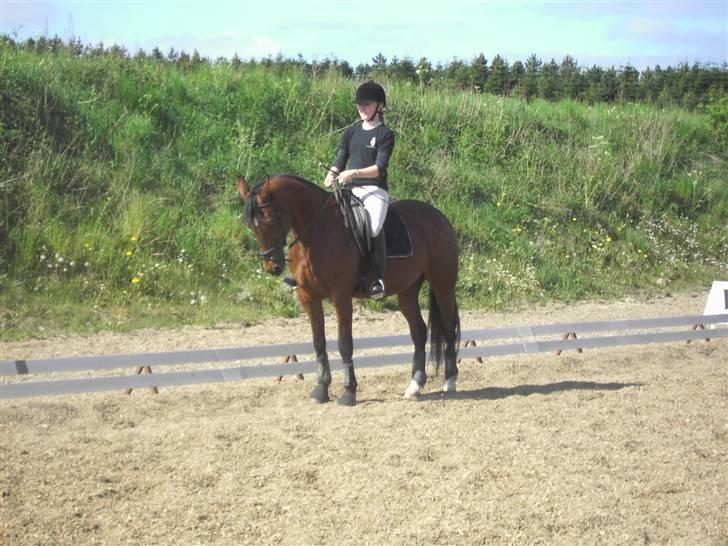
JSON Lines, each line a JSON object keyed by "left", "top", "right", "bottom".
{"left": 1, "top": 291, "right": 727, "bottom": 545}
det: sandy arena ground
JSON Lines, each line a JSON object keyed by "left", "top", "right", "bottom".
{"left": 1, "top": 291, "right": 727, "bottom": 545}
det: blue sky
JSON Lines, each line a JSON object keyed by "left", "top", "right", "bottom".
{"left": 2, "top": 1, "right": 726, "bottom": 69}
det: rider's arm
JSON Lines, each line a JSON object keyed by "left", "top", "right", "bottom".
{"left": 338, "top": 165, "right": 378, "bottom": 184}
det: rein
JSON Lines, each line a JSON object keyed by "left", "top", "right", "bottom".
{"left": 287, "top": 191, "right": 337, "bottom": 252}
{"left": 246, "top": 180, "right": 337, "bottom": 262}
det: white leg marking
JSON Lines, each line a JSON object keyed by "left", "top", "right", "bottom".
{"left": 404, "top": 379, "right": 422, "bottom": 399}
{"left": 442, "top": 376, "right": 457, "bottom": 393}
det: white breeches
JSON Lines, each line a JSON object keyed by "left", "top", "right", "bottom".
{"left": 352, "top": 185, "right": 389, "bottom": 237}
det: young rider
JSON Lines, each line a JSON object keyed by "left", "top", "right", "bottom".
{"left": 324, "top": 81, "right": 394, "bottom": 299}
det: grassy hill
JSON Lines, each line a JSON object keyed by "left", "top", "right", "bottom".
{"left": 1, "top": 43, "right": 726, "bottom": 339}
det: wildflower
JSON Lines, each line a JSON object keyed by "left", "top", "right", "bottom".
{"left": 130, "top": 236, "right": 137, "bottom": 242}
{"left": 131, "top": 277, "right": 141, "bottom": 284}
{"left": 126, "top": 250, "right": 133, "bottom": 256}
{"left": 571, "top": 217, "right": 576, "bottom": 222}
{"left": 606, "top": 236, "right": 612, "bottom": 243}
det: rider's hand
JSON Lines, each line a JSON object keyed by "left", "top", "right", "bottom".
{"left": 337, "top": 169, "right": 358, "bottom": 185}
{"left": 324, "top": 168, "right": 339, "bottom": 188}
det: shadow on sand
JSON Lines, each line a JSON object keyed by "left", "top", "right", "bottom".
{"left": 417, "top": 380, "right": 643, "bottom": 402}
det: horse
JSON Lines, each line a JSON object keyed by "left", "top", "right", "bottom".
{"left": 237, "top": 174, "right": 460, "bottom": 406}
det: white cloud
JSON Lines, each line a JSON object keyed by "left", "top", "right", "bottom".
{"left": 136, "top": 31, "right": 282, "bottom": 60}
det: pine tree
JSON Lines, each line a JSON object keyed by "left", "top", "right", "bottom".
{"left": 486, "top": 54, "right": 509, "bottom": 96}
{"left": 523, "top": 54, "right": 541, "bottom": 102}
{"left": 538, "top": 59, "right": 561, "bottom": 100}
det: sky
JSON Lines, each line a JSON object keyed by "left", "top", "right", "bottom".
{"left": 1, "top": 0, "right": 726, "bottom": 70}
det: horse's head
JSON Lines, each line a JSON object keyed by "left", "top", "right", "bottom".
{"left": 237, "top": 176, "right": 290, "bottom": 276}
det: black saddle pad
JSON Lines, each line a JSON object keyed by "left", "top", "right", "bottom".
{"left": 383, "top": 207, "right": 413, "bottom": 258}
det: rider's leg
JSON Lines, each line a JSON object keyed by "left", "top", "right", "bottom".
{"left": 352, "top": 186, "right": 389, "bottom": 299}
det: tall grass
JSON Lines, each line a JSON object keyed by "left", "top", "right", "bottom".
{"left": 1, "top": 44, "right": 726, "bottom": 339}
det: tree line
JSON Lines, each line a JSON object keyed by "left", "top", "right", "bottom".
{"left": 4, "top": 34, "right": 727, "bottom": 110}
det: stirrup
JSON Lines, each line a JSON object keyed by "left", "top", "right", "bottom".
{"left": 370, "top": 279, "right": 385, "bottom": 299}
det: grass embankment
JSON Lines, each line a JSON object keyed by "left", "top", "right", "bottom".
{"left": 1, "top": 44, "right": 726, "bottom": 340}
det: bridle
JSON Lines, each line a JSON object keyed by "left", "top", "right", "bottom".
{"left": 253, "top": 200, "right": 287, "bottom": 262}
{"left": 244, "top": 178, "right": 338, "bottom": 263}
{"left": 243, "top": 187, "right": 287, "bottom": 264}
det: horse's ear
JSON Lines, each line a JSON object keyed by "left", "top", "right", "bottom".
{"left": 237, "top": 176, "right": 250, "bottom": 199}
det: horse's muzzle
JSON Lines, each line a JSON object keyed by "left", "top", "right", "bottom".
{"left": 266, "top": 260, "right": 284, "bottom": 276}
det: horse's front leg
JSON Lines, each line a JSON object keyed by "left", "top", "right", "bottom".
{"left": 333, "top": 294, "right": 357, "bottom": 406}
{"left": 300, "top": 294, "right": 331, "bottom": 404}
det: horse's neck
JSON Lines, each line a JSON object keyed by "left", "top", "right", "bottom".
{"left": 275, "top": 180, "right": 332, "bottom": 238}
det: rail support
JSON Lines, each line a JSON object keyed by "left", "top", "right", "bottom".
{"left": 277, "top": 355, "right": 304, "bottom": 382}
{"left": 458, "top": 339, "right": 483, "bottom": 364}
{"left": 124, "top": 366, "right": 159, "bottom": 395}
{"left": 555, "top": 332, "right": 583, "bottom": 356}
{"left": 686, "top": 324, "right": 710, "bottom": 344}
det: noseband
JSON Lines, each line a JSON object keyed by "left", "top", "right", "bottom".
{"left": 243, "top": 178, "right": 338, "bottom": 263}
{"left": 256, "top": 201, "right": 286, "bottom": 261}
{"left": 243, "top": 188, "right": 286, "bottom": 263}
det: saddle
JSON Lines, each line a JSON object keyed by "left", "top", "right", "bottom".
{"left": 334, "top": 187, "right": 413, "bottom": 259}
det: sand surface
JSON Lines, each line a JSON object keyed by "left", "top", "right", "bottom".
{"left": 1, "top": 291, "right": 726, "bottom": 545}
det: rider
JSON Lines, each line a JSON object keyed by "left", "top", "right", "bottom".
{"left": 324, "top": 81, "right": 394, "bottom": 299}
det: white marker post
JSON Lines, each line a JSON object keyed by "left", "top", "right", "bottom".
{"left": 703, "top": 281, "right": 728, "bottom": 328}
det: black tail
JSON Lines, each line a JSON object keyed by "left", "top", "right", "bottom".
{"left": 427, "top": 288, "right": 461, "bottom": 375}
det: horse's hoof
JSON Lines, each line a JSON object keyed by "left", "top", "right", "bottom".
{"left": 337, "top": 388, "right": 357, "bottom": 407}
{"left": 309, "top": 383, "right": 330, "bottom": 404}
{"left": 404, "top": 379, "right": 422, "bottom": 399}
{"left": 442, "top": 376, "right": 458, "bottom": 394}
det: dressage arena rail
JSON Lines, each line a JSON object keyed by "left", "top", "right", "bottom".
{"left": 2, "top": 314, "right": 726, "bottom": 399}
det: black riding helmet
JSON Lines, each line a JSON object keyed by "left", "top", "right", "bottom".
{"left": 355, "top": 81, "right": 386, "bottom": 107}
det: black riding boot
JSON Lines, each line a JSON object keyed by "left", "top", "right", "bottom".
{"left": 370, "top": 233, "right": 386, "bottom": 299}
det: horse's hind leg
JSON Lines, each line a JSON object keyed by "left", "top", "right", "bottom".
{"left": 398, "top": 279, "right": 427, "bottom": 398}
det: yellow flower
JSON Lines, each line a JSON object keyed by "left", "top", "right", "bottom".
{"left": 130, "top": 236, "right": 137, "bottom": 242}
{"left": 126, "top": 250, "right": 133, "bottom": 256}
{"left": 606, "top": 236, "right": 612, "bottom": 243}
{"left": 571, "top": 217, "right": 576, "bottom": 222}
{"left": 131, "top": 277, "right": 141, "bottom": 284}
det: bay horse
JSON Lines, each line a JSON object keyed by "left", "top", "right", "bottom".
{"left": 237, "top": 174, "right": 460, "bottom": 406}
